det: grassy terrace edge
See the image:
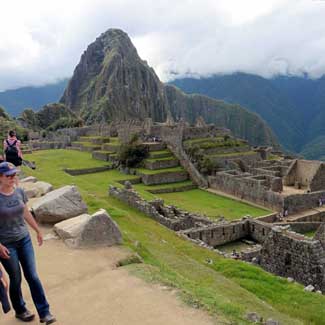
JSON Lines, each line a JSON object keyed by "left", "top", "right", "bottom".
{"left": 22, "top": 150, "right": 325, "bottom": 324}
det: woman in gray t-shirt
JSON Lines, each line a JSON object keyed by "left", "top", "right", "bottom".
{"left": 0, "top": 162, "right": 56, "bottom": 324}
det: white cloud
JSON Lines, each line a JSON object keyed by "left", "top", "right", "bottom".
{"left": 0, "top": 0, "right": 324, "bottom": 90}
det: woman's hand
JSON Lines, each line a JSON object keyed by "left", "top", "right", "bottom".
{"left": 0, "top": 244, "right": 10, "bottom": 259}
{"left": 37, "top": 231, "right": 43, "bottom": 246}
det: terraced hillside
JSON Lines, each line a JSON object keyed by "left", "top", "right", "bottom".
{"left": 184, "top": 135, "right": 261, "bottom": 174}
{"left": 22, "top": 149, "right": 325, "bottom": 324}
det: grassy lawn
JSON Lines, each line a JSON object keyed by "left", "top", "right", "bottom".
{"left": 300, "top": 230, "right": 316, "bottom": 238}
{"left": 22, "top": 150, "right": 325, "bottom": 324}
{"left": 158, "top": 189, "right": 270, "bottom": 220}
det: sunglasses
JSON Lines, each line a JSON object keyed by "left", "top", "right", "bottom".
{"left": 5, "top": 173, "right": 16, "bottom": 178}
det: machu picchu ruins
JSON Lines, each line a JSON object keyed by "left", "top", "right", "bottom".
{"left": 2, "top": 17, "right": 325, "bottom": 324}
{"left": 17, "top": 115, "right": 325, "bottom": 294}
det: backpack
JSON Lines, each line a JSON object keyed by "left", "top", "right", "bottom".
{"left": 5, "top": 140, "right": 19, "bottom": 159}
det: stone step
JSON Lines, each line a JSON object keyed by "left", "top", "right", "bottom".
{"left": 149, "top": 150, "right": 173, "bottom": 159}
{"left": 143, "top": 142, "right": 166, "bottom": 151}
{"left": 102, "top": 143, "right": 121, "bottom": 152}
{"left": 147, "top": 183, "right": 197, "bottom": 194}
{"left": 137, "top": 168, "right": 189, "bottom": 185}
{"left": 92, "top": 151, "right": 114, "bottom": 162}
{"left": 66, "top": 146, "right": 81, "bottom": 151}
{"left": 144, "top": 158, "right": 179, "bottom": 170}
{"left": 79, "top": 136, "right": 111, "bottom": 145}
{"left": 80, "top": 145, "right": 102, "bottom": 152}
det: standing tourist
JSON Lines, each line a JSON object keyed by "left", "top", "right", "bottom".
{"left": 0, "top": 162, "right": 56, "bottom": 324}
{"left": 3, "top": 130, "right": 23, "bottom": 167}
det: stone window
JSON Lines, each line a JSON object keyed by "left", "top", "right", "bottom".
{"left": 285, "top": 253, "right": 291, "bottom": 266}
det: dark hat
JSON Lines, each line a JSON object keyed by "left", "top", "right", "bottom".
{"left": 0, "top": 162, "right": 17, "bottom": 176}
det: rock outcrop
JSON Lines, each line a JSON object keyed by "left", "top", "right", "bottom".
{"left": 20, "top": 181, "right": 53, "bottom": 199}
{"left": 61, "top": 29, "right": 168, "bottom": 124}
{"left": 60, "top": 28, "right": 279, "bottom": 147}
{"left": 54, "top": 209, "right": 122, "bottom": 248}
{"left": 31, "top": 185, "right": 88, "bottom": 223}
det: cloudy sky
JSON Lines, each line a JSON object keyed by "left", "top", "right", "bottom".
{"left": 0, "top": 0, "right": 324, "bottom": 91}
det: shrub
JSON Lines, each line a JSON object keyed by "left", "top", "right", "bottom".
{"left": 118, "top": 138, "right": 149, "bottom": 168}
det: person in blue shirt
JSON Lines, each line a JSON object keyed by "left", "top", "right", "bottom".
{"left": 0, "top": 162, "right": 56, "bottom": 324}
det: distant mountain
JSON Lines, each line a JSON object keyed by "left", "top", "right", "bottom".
{"left": 171, "top": 73, "right": 325, "bottom": 159}
{"left": 0, "top": 79, "right": 69, "bottom": 116}
{"left": 60, "top": 29, "right": 278, "bottom": 148}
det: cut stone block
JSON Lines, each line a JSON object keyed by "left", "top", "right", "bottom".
{"left": 31, "top": 185, "right": 88, "bottom": 223}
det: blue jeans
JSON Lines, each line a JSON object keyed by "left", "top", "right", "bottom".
{"left": 0, "top": 234, "right": 50, "bottom": 318}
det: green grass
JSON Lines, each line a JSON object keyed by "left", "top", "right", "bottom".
{"left": 301, "top": 230, "right": 316, "bottom": 238}
{"left": 149, "top": 150, "right": 173, "bottom": 158}
{"left": 137, "top": 166, "right": 185, "bottom": 175}
{"left": 145, "top": 156, "right": 177, "bottom": 162}
{"left": 108, "top": 137, "right": 120, "bottom": 143}
{"left": 216, "top": 240, "right": 253, "bottom": 254}
{"left": 184, "top": 137, "right": 247, "bottom": 150}
{"left": 158, "top": 189, "right": 270, "bottom": 220}
{"left": 208, "top": 151, "right": 257, "bottom": 158}
{"left": 22, "top": 150, "right": 325, "bottom": 324}
{"left": 93, "top": 150, "right": 115, "bottom": 155}
{"left": 133, "top": 181, "right": 195, "bottom": 200}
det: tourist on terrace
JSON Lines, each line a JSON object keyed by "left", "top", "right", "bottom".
{"left": 0, "top": 162, "right": 56, "bottom": 324}
{"left": 3, "top": 130, "right": 23, "bottom": 167}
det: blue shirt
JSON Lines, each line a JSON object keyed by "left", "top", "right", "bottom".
{"left": 0, "top": 188, "right": 28, "bottom": 244}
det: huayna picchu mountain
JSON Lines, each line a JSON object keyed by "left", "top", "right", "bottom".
{"left": 60, "top": 28, "right": 279, "bottom": 147}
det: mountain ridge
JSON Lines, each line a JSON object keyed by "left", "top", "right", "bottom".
{"left": 171, "top": 73, "right": 325, "bottom": 158}
{"left": 60, "top": 29, "right": 278, "bottom": 148}
{"left": 0, "top": 79, "right": 68, "bottom": 116}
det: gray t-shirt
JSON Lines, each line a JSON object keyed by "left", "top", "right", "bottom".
{"left": 0, "top": 187, "right": 29, "bottom": 244}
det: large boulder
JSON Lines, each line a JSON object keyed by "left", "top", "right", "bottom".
{"left": 31, "top": 185, "right": 87, "bottom": 223}
{"left": 54, "top": 209, "right": 122, "bottom": 248}
{"left": 20, "top": 181, "right": 53, "bottom": 199}
{"left": 20, "top": 176, "right": 37, "bottom": 183}
{"left": 54, "top": 214, "right": 90, "bottom": 239}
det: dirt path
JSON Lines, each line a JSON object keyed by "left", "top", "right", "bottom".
{"left": 1, "top": 228, "right": 216, "bottom": 325}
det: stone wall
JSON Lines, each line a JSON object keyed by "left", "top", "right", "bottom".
{"left": 109, "top": 185, "right": 216, "bottom": 231}
{"left": 167, "top": 144, "right": 209, "bottom": 188}
{"left": 209, "top": 152, "right": 261, "bottom": 165}
{"left": 147, "top": 184, "right": 197, "bottom": 194}
{"left": 310, "top": 164, "right": 325, "bottom": 192}
{"left": 144, "top": 159, "right": 179, "bottom": 170}
{"left": 259, "top": 228, "right": 325, "bottom": 291}
{"left": 284, "top": 190, "right": 325, "bottom": 213}
{"left": 208, "top": 171, "right": 284, "bottom": 211}
{"left": 249, "top": 219, "right": 273, "bottom": 243}
{"left": 139, "top": 170, "right": 188, "bottom": 185}
{"left": 28, "top": 141, "right": 67, "bottom": 150}
{"left": 64, "top": 166, "right": 113, "bottom": 176}
{"left": 275, "top": 222, "right": 321, "bottom": 234}
{"left": 181, "top": 220, "right": 249, "bottom": 247}
{"left": 284, "top": 160, "right": 322, "bottom": 189}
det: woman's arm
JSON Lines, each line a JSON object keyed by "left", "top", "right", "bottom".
{"left": 23, "top": 206, "right": 43, "bottom": 246}
{"left": 0, "top": 265, "right": 8, "bottom": 290}
{"left": 17, "top": 140, "right": 23, "bottom": 158}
